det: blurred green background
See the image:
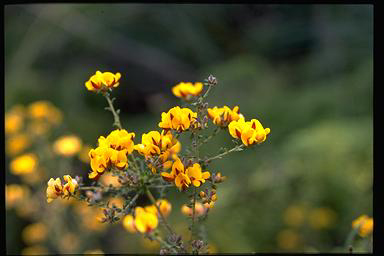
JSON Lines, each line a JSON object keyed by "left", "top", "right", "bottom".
{"left": 5, "top": 4, "right": 373, "bottom": 253}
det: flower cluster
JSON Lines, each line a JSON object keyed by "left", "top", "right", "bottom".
{"left": 159, "top": 106, "right": 198, "bottom": 132}
{"left": 161, "top": 157, "right": 211, "bottom": 190}
{"left": 207, "top": 106, "right": 242, "bottom": 127}
{"left": 46, "top": 175, "right": 78, "bottom": 203}
{"left": 134, "top": 130, "right": 181, "bottom": 173}
{"left": 85, "top": 71, "right": 121, "bottom": 92}
{"left": 228, "top": 118, "right": 271, "bottom": 146}
{"left": 172, "top": 82, "right": 204, "bottom": 100}
{"left": 88, "top": 129, "right": 135, "bottom": 179}
{"left": 41, "top": 72, "right": 272, "bottom": 254}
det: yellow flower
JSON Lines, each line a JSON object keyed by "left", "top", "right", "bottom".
{"left": 123, "top": 214, "right": 137, "bottom": 233}
{"left": 6, "top": 184, "right": 30, "bottom": 209}
{"left": 135, "top": 130, "right": 181, "bottom": 173}
{"left": 161, "top": 157, "right": 191, "bottom": 190}
{"left": 62, "top": 175, "right": 79, "bottom": 196}
{"left": 85, "top": 70, "right": 121, "bottom": 91}
{"left": 10, "top": 153, "right": 38, "bottom": 175}
{"left": 22, "top": 222, "right": 47, "bottom": 244}
{"left": 5, "top": 105, "right": 25, "bottom": 134}
{"left": 53, "top": 135, "right": 82, "bottom": 157}
{"left": 46, "top": 177, "right": 63, "bottom": 203}
{"left": 228, "top": 118, "right": 270, "bottom": 146}
{"left": 156, "top": 199, "right": 172, "bottom": 217}
{"left": 207, "top": 106, "right": 241, "bottom": 127}
{"left": 88, "top": 129, "right": 135, "bottom": 179}
{"left": 27, "top": 101, "right": 62, "bottom": 125}
{"left": 101, "top": 129, "right": 135, "bottom": 153}
{"left": 181, "top": 203, "right": 205, "bottom": 217}
{"left": 145, "top": 199, "right": 172, "bottom": 218}
{"left": 352, "top": 215, "right": 373, "bottom": 237}
{"left": 134, "top": 207, "right": 159, "bottom": 233}
{"left": 159, "top": 106, "right": 197, "bottom": 132}
{"left": 6, "top": 134, "right": 30, "bottom": 156}
{"left": 46, "top": 175, "right": 77, "bottom": 203}
{"left": 172, "top": 82, "right": 204, "bottom": 100}
{"left": 186, "top": 163, "right": 210, "bottom": 187}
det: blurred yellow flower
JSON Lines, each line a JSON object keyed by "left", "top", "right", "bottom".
{"left": 181, "top": 202, "right": 205, "bottom": 217}
{"left": 53, "top": 135, "right": 82, "bottom": 157}
{"left": 21, "top": 245, "right": 49, "bottom": 255}
{"left": 123, "top": 215, "right": 137, "bottom": 233}
{"left": 134, "top": 207, "right": 159, "bottom": 233}
{"left": 352, "top": 215, "right": 373, "bottom": 237}
{"left": 15, "top": 196, "right": 39, "bottom": 218}
{"left": 172, "top": 82, "right": 203, "bottom": 100}
{"left": 46, "top": 177, "right": 63, "bottom": 203}
{"left": 308, "top": 207, "right": 337, "bottom": 230}
{"left": 6, "top": 134, "right": 30, "bottom": 156}
{"left": 27, "top": 120, "right": 51, "bottom": 136}
{"left": 228, "top": 118, "right": 270, "bottom": 146}
{"left": 74, "top": 202, "right": 106, "bottom": 231}
{"left": 28, "top": 100, "right": 62, "bottom": 125}
{"left": 6, "top": 184, "right": 30, "bottom": 208}
{"left": 283, "top": 205, "right": 306, "bottom": 227}
{"left": 85, "top": 70, "right": 121, "bottom": 91}
{"left": 100, "top": 173, "right": 121, "bottom": 187}
{"left": 156, "top": 199, "right": 172, "bottom": 217}
{"left": 22, "top": 222, "right": 47, "bottom": 244}
{"left": 5, "top": 105, "right": 25, "bottom": 134}
{"left": 20, "top": 168, "right": 44, "bottom": 185}
{"left": 84, "top": 249, "right": 104, "bottom": 255}
{"left": 10, "top": 153, "right": 38, "bottom": 175}
{"left": 159, "top": 106, "right": 198, "bottom": 132}
{"left": 276, "top": 229, "right": 301, "bottom": 250}
{"left": 144, "top": 199, "right": 172, "bottom": 218}
{"left": 207, "top": 106, "right": 242, "bottom": 127}
{"left": 59, "top": 232, "right": 79, "bottom": 253}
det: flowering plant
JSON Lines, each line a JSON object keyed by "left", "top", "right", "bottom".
{"left": 45, "top": 71, "right": 271, "bottom": 254}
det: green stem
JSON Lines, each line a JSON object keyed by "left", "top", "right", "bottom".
{"left": 190, "top": 186, "right": 197, "bottom": 242}
{"left": 204, "top": 144, "right": 245, "bottom": 164}
{"left": 148, "top": 234, "right": 177, "bottom": 253}
{"left": 197, "top": 127, "right": 221, "bottom": 148}
{"left": 145, "top": 188, "right": 175, "bottom": 235}
{"left": 104, "top": 92, "right": 122, "bottom": 129}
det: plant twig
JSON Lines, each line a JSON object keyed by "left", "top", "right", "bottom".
{"left": 204, "top": 144, "right": 245, "bottom": 164}
{"left": 104, "top": 92, "right": 122, "bottom": 129}
{"left": 145, "top": 188, "right": 175, "bottom": 236}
